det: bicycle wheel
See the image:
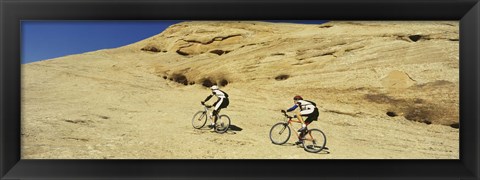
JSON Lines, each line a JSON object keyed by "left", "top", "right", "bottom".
{"left": 215, "top": 115, "right": 231, "bottom": 134}
{"left": 269, "top": 122, "right": 291, "bottom": 145}
{"left": 192, "top": 111, "right": 207, "bottom": 129}
{"left": 302, "top": 129, "right": 327, "bottom": 153}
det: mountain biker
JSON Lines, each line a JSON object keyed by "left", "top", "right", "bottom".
{"left": 282, "top": 95, "right": 319, "bottom": 145}
{"left": 201, "top": 85, "right": 230, "bottom": 129}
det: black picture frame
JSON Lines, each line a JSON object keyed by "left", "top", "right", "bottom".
{"left": 1, "top": 0, "right": 479, "bottom": 179}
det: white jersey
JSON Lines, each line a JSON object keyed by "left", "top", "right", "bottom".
{"left": 297, "top": 100, "right": 316, "bottom": 115}
{"left": 212, "top": 89, "right": 228, "bottom": 98}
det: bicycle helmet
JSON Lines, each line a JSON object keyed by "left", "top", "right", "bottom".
{"left": 210, "top": 85, "right": 219, "bottom": 90}
{"left": 293, "top": 95, "right": 303, "bottom": 100}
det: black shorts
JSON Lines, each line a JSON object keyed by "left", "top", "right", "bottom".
{"left": 304, "top": 108, "right": 319, "bottom": 124}
{"left": 213, "top": 98, "right": 229, "bottom": 111}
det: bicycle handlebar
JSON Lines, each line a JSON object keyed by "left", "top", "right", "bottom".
{"left": 281, "top": 111, "right": 293, "bottom": 119}
{"left": 201, "top": 101, "right": 213, "bottom": 108}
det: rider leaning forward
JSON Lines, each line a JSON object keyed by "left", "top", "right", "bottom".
{"left": 282, "top": 95, "right": 319, "bottom": 145}
{"left": 202, "top": 85, "right": 230, "bottom": 129}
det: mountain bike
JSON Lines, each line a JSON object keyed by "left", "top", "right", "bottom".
{"left": 191, "top": 102, "right": 231, "bottom": 134}
{"left": 269, "top": 111, "right": 327, "bottom": 153}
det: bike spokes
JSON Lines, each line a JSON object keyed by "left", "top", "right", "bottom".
{"left": 214, "top": 115, "right": 230, "bottom": 134}
{"left": 198, "top": 114, "right": 205, "bottom": 121}
{"left": 279, "top": 126, "right": 287, "bottom": 134}
{"left": 192, "top": 111, "right": 208, "bottom": 129}
{"left": 302, "top": 129, "right": 327, "bottom": 153}
{"left": 269, "top": 123, "right": 291, "bottom": 145}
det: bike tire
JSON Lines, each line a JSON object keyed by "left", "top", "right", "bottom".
{"left": 269, "top": 122, "right": 291, "bottom": 145}
{"left": 302, "top": 129, "right": 327, "bottom": 153}
{"left": 215, "top": 115, "right": 231, "bottom": 134}
{"left": 192, "top": 111, "right": 207, "bottom": 129}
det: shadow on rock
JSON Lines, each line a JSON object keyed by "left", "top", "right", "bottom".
{"left": 229, "top": 124, "right": 243, "bottom": 131}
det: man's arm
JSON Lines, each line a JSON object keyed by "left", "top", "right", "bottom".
{"left": 286, "top": 104, "right": 298, "bottom": 112}
{"left": 203, "top": 94, "right": 213, "bottom": 102}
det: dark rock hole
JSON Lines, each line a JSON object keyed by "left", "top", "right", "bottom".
{"left": 386, "top": 111, "right": 397, "bottom": 117}
{"left": 275, "top": 74, "right": 290, "bottom": 81}
{"left": 450, "top": 123, "right": 459, "bottom": 129}
{"left": 219, "top": 79, "right": 229, "bottom": 86}
{"left": 271, "top": 53, "right": 285, "bottom": 56}
{"left": 409, "top": 35, "right": 422, "bottom": 42}
{"left": 202, "top": 79, "right": 214, "bottom": 88}
{"left": 319, "top": 25, "right": 333, "bottom": 28}
{"left": 176, "top": 50, "right": 190, "bottom": 56}
{"left": 210, "top": 50, "right": 226, "bottom": 56}
{"left": 141, "top": 47, "right": 162, "bottom": 53}
{"left": 172, "top": 74, "right": 189, "bottom": 85}
{"left": 322, "top": 52, "right": 335, "bottom": 56}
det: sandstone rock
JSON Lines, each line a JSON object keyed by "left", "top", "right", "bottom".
{"left": 381, "top": 70, "right": 416, "bottom": 89}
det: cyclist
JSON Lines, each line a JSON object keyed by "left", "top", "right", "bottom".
{"left": 282, "top": 95, "right": 319, "bottom": 145}
{"left": 202, "top": 85, "right": 230, "bottom": 129}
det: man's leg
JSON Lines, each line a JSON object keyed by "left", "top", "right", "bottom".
{"left": 295, "top": 108, "right": 315, "bottom": 144}
{"left": 298, "top": 108, "right": 313, "bottom": 130}
{"left": 208, "top": 99, "right": 223, "bottom": 127}
{"left": 299, "top": 119, "right": 313, "bottom": 138}
{"left": 295, "top": 113, "right": 309, "bottom": 145}
{"left": 297, "top": 114, "right": 309, "bottom": 132}
{"left": 212, "top": 109, "right": 222, "bottom": 123}
{"left": 213, "top": 98, "right": 227, "bottom": 124}
{"left": 301, "top": 108, "right": 318, "bottom": 134}
{"left": 295, "top": 111, "right": 305, "bottom": 124}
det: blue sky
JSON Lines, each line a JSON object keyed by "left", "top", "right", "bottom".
{"left": 21, "top": 20, "right": 327, "bottom": 64}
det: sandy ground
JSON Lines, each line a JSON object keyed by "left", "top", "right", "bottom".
{"left": 21, "top": 61, "right": 459, "bottom": 159}
{"left": 21, "top": 21, "right": 459, "bottom": 159}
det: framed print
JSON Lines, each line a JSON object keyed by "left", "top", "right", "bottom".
{"left": 19, "top": 20, "right": 461, "bottom": 159}
{"left": 1, "top": 0, "right": 479, "bottom": 179}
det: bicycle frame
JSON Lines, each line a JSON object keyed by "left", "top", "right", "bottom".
{"left": 202, "top": 104, "right": 214, "bottom": 120}
{"left": 195, "top": 103, "right": 231, "bottom": 134}
{"left": 271, "top": 111, "right": 326, "bottom": 152}
{"left": 201, "top": 104, "right": 223, "bottom": 121}
{"left": 283, "top": 112, "right": 315, "bottom": 141}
